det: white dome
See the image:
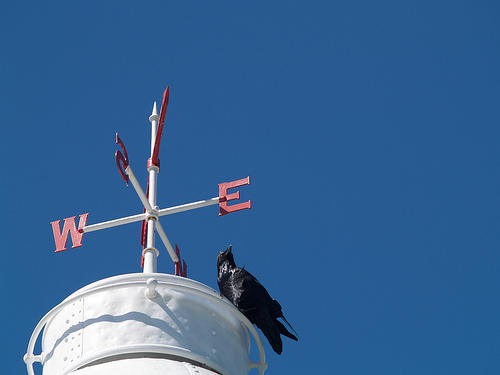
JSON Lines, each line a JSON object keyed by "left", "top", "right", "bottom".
{"left": 25, "top": 273, "right": 267, "bottom": 375}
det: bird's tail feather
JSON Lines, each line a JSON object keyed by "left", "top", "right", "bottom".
{"left": 277, "top": 321, "right": 298, "bottom": 341}
{"left": 261, "top": 325, "right": 283, "bottom": 355}
{"left": 279, "top": 315, "right": 299, "bottom": 340}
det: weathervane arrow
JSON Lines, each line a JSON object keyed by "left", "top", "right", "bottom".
{"left": 50, "top": 86, "right": 251, "bottom": 275}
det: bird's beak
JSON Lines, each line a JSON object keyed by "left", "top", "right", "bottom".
{"left": 226, "top": 245, "right": 232, "bottom": 254}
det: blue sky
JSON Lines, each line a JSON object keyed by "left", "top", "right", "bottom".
{"left": 2, "top": 1, "right": 500, "bottom": 374}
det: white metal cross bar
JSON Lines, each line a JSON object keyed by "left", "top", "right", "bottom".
{"left": 81, "top": 197, "right": 220, "bottom": 234}
{"left": 126, "top": 165, "right": 154, "bottom": 214}
{"left": 155, "top": 221, "right": 177, "bottom": 262}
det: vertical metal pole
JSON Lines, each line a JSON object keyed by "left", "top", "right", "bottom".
{"left": 150, "top": 102, "right": 158, "bottom": 156}
{"left": 143, "top": 103, "right": 160, "bottom": 273}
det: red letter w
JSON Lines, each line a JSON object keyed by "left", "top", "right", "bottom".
{"left": 51, "top": 213, "right": 89, "bottom": 252}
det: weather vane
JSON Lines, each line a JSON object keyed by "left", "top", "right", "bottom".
{"left": 50, "top": 86, "right": 251, "bottom": 274}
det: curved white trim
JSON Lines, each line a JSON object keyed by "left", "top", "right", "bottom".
{"left": 24, "top": 274, "right": 267, "bottom": 375}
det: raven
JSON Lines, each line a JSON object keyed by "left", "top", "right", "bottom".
{"left": 217, "top": 245, "right": 298, "bottom": 354}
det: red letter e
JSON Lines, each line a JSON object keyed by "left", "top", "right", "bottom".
{"left": 218, "top": 177, "right": 251, "bottom": 216}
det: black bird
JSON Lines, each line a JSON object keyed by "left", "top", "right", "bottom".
{"left": 217, "top": 245, "right": 298, "bottom": 354}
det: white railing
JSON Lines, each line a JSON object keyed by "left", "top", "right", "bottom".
{"left": 24, "top": 276, "right": 267, "bottom": 375}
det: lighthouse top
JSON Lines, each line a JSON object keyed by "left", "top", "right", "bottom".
{"left": 50, "top": 86, "right": 251, "bottom": 274}
{"left": 26, "top": 86, "right": 267, "bottom": 375}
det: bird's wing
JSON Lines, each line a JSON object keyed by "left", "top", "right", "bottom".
{"left": 235, "top": 269, "right": 280, "bottom": 313}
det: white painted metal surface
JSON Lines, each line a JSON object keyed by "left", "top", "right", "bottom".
{"left": 24, "top": 273, "right": 267, "bottom": 375}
